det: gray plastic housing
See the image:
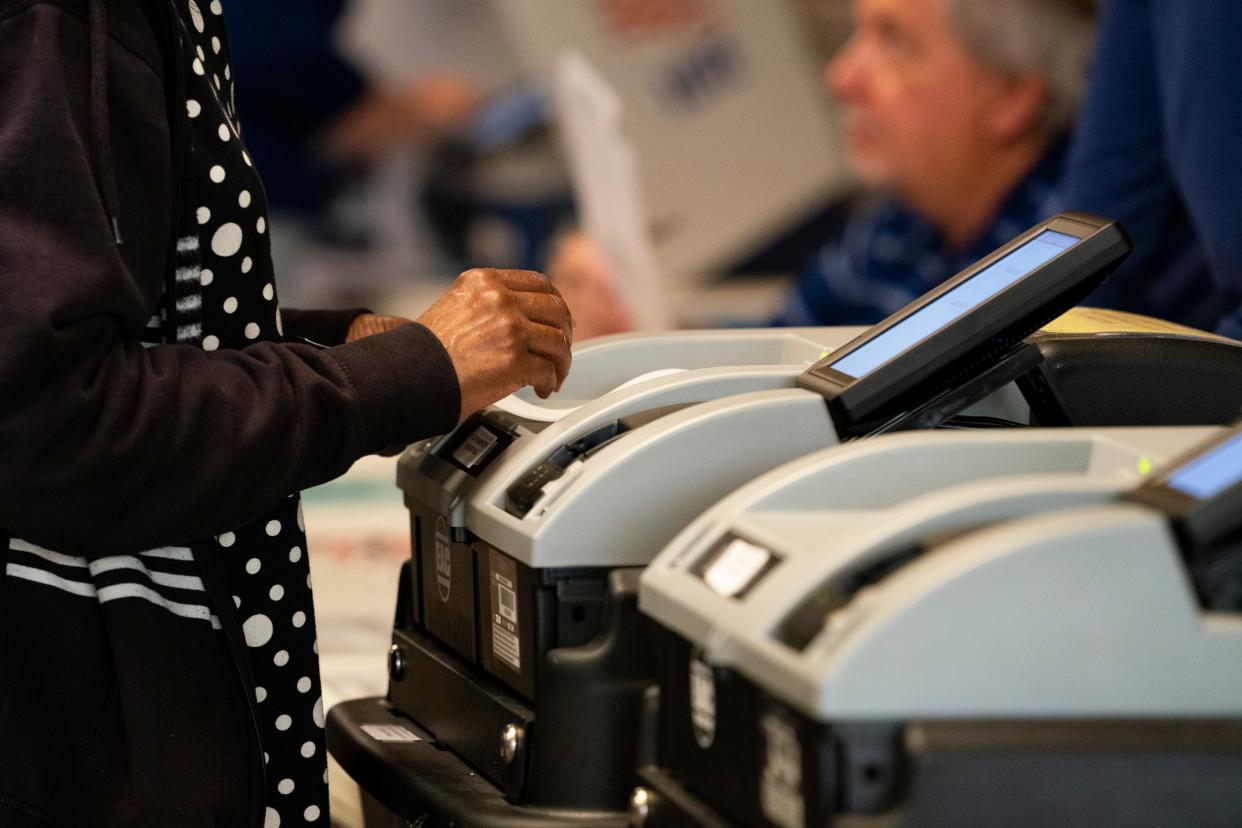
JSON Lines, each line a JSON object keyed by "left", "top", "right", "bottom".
{"left": 638, "top": 426, "right": 1242, "bottom": 719}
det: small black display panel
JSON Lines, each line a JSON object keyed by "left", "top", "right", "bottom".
{"left": 1128, "top": 423, "right": 1242, "bottom": 551}
{"left": 797, "top": 213, "right": 1131, "bottom": 435}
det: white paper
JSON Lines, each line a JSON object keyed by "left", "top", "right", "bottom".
{"left": 555, "top": 50, "right": 673, "bottom": 330}
{"left": 491, "top": 368, "right": 688, "bottom": 423}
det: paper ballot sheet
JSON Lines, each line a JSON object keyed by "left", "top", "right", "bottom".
{"left": 493, "top": 368, "right": 688, "bottom": 423}
{"left": 555, "top": 51, "right": 674, "bottom": 331}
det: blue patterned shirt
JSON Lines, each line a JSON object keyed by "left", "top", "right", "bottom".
{"left": 775, "top": 146, "right": 1066, "bottom": 327}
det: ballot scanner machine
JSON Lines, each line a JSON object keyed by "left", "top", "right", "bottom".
{"left": 634, "top": 424, "right": 1242, "bottom": 827}
{"left": 327, "top": 215, "right": 1242, "bottom": 823}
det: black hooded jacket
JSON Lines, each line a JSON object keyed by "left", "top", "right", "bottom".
{"left": 0, "top": 0, "right": 459, "bottom": 823}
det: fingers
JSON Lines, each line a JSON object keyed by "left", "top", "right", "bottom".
{"left": 522, "top": 321, "right": 573, "bottom": 390}
{"left": 511, "top": 291, "right": 574, "bottom": 344}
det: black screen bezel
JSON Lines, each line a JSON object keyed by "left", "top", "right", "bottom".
{"left": 796, "top": 213, "right": 1131, "bottom": 431}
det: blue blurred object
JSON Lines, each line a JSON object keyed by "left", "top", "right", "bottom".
{"left": 223, "top": 0, "right": 368, "bottom": 216}
{"left": 1065, "top": 0, "right": 1242, "bottom": 337}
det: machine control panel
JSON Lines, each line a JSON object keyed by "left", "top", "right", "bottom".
{"left": 1129, "top": 422, "right": 1242, "bottom": 550}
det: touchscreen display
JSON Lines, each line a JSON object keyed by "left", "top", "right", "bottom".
{"left": 1166, "top": 433, "right": 1242, "bottom": 500}
{"left": 828, "top": 230, "right": 1079, "bottom": 380}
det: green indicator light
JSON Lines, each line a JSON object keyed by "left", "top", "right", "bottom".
{"left": 819, "top": 350, "right": 831, "bottom": 360}
{"left": 1137, "top": 456, "right": 1154, "bottom": 476}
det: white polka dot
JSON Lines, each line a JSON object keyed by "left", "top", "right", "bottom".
{"left": 277, "top": 778, "right": 294, "bottom": 795}
{"left": 264, "top": 807, "right": 280, "bottom": 828}
{"left": 192, "top": 58, "right": 204, "bottom": 76}
{"left": 239, "top": 190, "right": 252, "bottom": 208}
{"left": 189, "top": 0, "right": 204, "bottom": 31}
{"left": 262, "top": 283, "right": 274, "bottom": 301}
{"left": 245, "top": 557, "right": 261, "bottom": 575}
{"left": 213, "top": 75, "right": 221, "bottom": 91}
{"left": 232, "top": 595, "right": 241, "bottom": 608}
{"left": 275, "top": 714, "right": 292, "bottom": 731}
{"left": 300, "top": 741, "right": 316, "bottom": 758}
{"left": 323, "top": 769, "right": 328, "bottom": 784}
{"left": 211, "top": 223, "right": 243, "bottom": 257}
{"left": 242, "top": 151, "right": 253, "bottom": 167}
{"left": 242, "top": 614, "right": 273, "bottom": 647}
{"left": 186, "top": 99, "right": 201, "bottom": 118}
{"left": 297, "top": 676, "right": 312, "bottom": 693}
{"left": 292, "top": 611, "right": 306, "bottom": 628}
{"left": 210, "top": 0, "right": 222, "bottom": 13}
{"left": 212, "top": 36, "right": 221, "bottom": 54}
{"left": 196, "top": 206, "right": 210, "bottom": 225}
{"left": 225, "top": 65, "right": 232, "bottom": 81}
{"left": 241, "top": 256, "right": 253, "bottom": 274}
{"left": 265, "top": 519, "right": 281, "bottom": 537}
{"left": 313, "top": 639, "right": 318, "bottom": 654}
{"left": 269, "top": 584, "right": 284, "bottom": 601}
{"left": 209, "top": 165, "right": 226, "bottom": 184}
{"left": 255, "top": 686, "right": 267, "bottom": 702}
{"left": 289, "top": 546, "right": 302, "bottom": 563}
{"left": 200, "top": 268, "right": 214, "bottom": 286}
{"left": 264, "top": 752, "right": 269, "bottom": 764}
{"left": 218, "top": 124, "right": 231, "bottom": 142}
{"left": 256, "top": 216, "right": 267, "bottom": 234}
{"left": 223, "top": 296, "right": 238, "bottom": 314}
{"left": 304, "top": 805, "right": 320, "bottom": 821}
{"left": 273, "top": 649, "right": 289, "bottom": 667}
{"left": 217, "top": 531, "right": 235, "bottom": 547}
{"left": 196, "top": 45, "right": 205, "bottom": 61}
{"left": 202, "top": 335, "right": 220, "bottom": 352}
{"left": 275, "top": 309, "right": 284, "bottom": 337}
{"left": 244, "top": 323, "right": 261, "bottom": 340}
{"left": 312, "top": 696, "right": 324, "bottom": 728}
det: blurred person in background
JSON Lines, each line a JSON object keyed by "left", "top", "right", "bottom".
{"left": 554, "top": 0, "right": 1097, "bottom": 336}
{"left": 1065, "top": 1, "right": 1242, "bottom": 338}
{"left": 225, "top": 0, "right": 481, "bottom": 218}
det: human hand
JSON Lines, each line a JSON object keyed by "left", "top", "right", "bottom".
{"left": 416, "top": 268, "right": 574, "bottom": 419}
{"left": 548, "top": 231, "right": 633, "bottom": 340}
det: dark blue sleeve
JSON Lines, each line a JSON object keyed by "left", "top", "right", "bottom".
{"left": 1065, "top": 0, "right": 1242, "bottom": 336}
{"left": 224, "top": 0, "right": 366, "bottom": 132}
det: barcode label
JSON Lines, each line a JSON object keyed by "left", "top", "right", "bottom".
{"left": 489, "top": 548, "right": 523, "bottom": 672}
{"left": 492, "top": 620, "right": 521, "bottom": 671}
{"left": 361, "top": 724, "right": 421, "bottom": 743}
{"left": 453, "top": 427, "right": 499, "bottom": 469}
{"left": 497, "top": 582, "right": 518, "bottom": 623}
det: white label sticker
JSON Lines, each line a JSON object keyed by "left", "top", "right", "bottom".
{"left": 704, "top": 538, "right": 772, "bottom": 597}
{"left": 453, "top": 427, "right": 499, "bottom": 469}
{"left": 760, "top": 711, "right": 805, "bottom": 828}
{"left": 492, "top": 619, "right": 522, "bottom": 671}
{"left": 689, "top": 654, "right": 716, "bottom": 749}
{"left": 361, "top": 724, "right": 421, "bottom": 743}
{"left": 489, "top": 548, "right": 522, "bottom": 672}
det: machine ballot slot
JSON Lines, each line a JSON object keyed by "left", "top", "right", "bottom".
{"left": 774, "top": 544, "right": 925, "bottom": 651}
{"left": 797, "top": 214, "right": 1132, "bottom": 436}
{"left": 692, "top": 535, "right": 783, "bottom": 600}
{"left": 506, "top": 403, "right": 696, "bottom": 516}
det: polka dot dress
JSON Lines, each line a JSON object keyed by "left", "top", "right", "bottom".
{"left": 164, "top": 2, "right": 327, "bottom": 823}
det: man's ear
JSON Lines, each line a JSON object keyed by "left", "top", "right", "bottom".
{"left": 988, "top": 74, "right": 1048, "bottom": 144}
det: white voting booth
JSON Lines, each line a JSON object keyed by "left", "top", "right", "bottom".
{"left": 497, "top": 0, "right": 853, "bottom": 327}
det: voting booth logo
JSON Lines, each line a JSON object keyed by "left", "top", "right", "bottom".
{"left": 434, "top": 516, "right": 453, "bottom": 603}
